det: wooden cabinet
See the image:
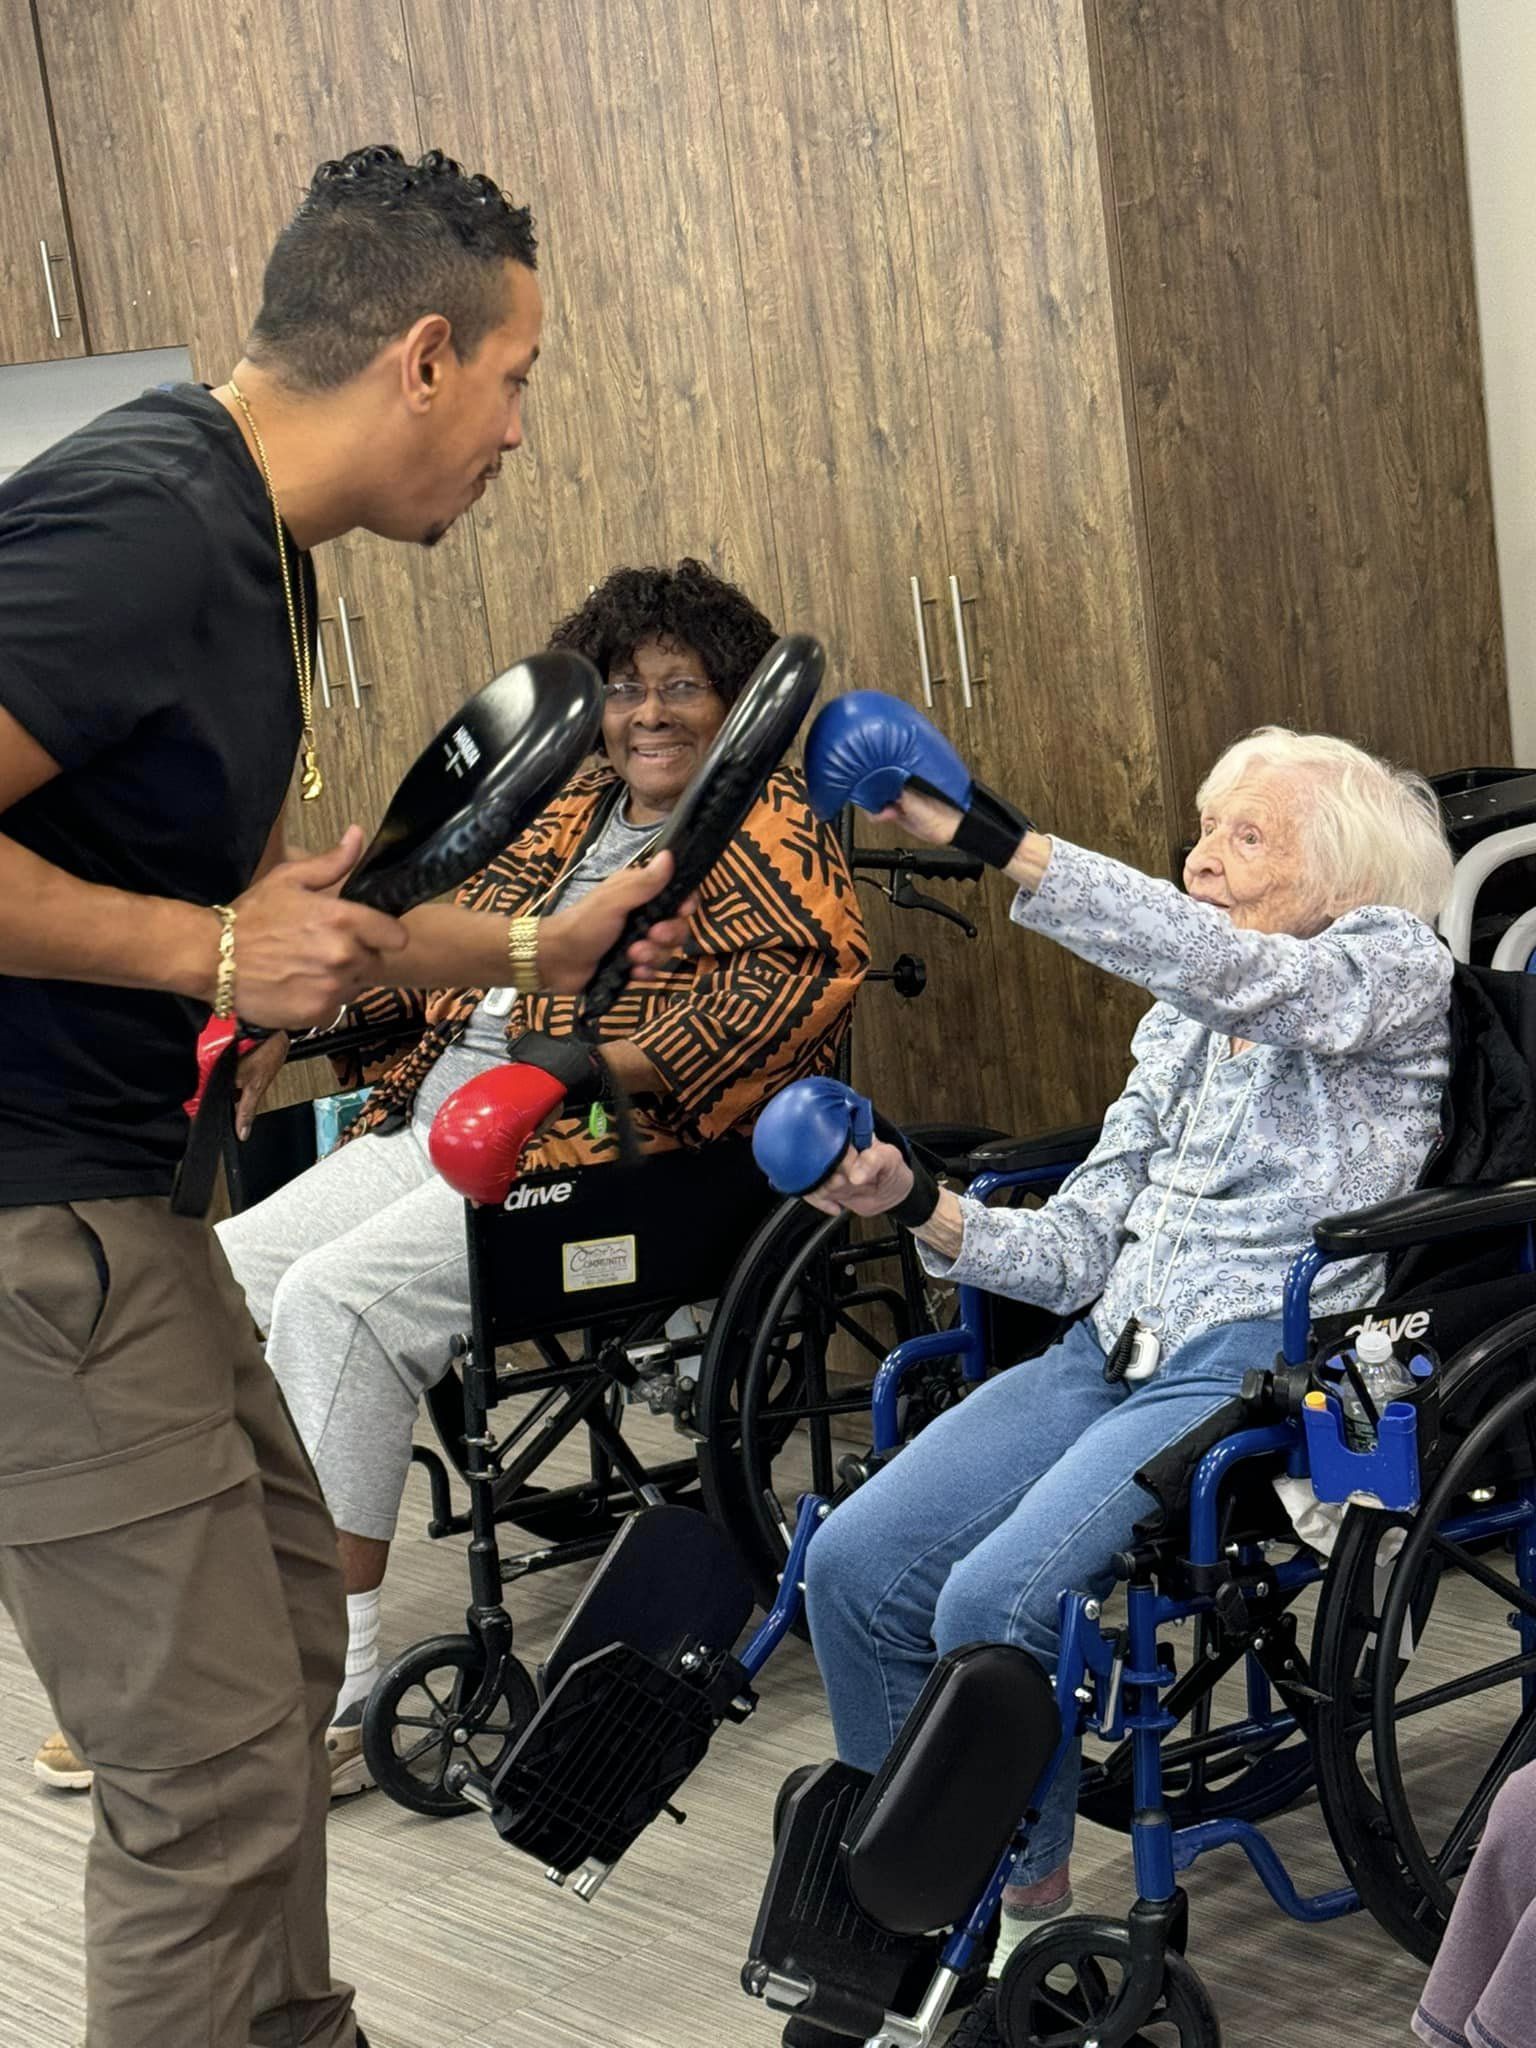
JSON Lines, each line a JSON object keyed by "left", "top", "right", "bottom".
{"left": 889, "top": 0, "right": 1174, "bottom": 1121}
{"left": 707, "top": 0, "right": 1025, "bottom": 1136}
{"left": 0, "top": 0, "right": 83, "bottom": 363}
{"left": 34, "top": 0, "right": 192, "bottom": 355}
{"left": 1090, "top": 0, "right": 1509, "bottom": 823}
{"left": 401, "top": 0, "right": 780, "bottom": 670}
{"left": 19, "top": 0, "right": 1513, "bottom": 1141}
{"left": 38, "top": 0, "right": 495, "bottom": 857}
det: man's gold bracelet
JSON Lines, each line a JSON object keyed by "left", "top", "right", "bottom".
{"left": 211, "top": 904, "right": 238, "bottom": 1019}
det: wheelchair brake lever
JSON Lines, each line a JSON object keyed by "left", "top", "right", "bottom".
{"left": 886, "top": 873, "right": 978, "bottom": 938}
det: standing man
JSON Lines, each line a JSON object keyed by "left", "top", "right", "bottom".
{"left": 0, "top": 144, "right": 686, "bottom": 2048}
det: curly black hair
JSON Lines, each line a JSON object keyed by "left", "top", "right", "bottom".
{"left": 247, "top": 144, "right": 537, "bottom": 392}
{"left": 547, "top": 560, "right": 778, "bottom": 707}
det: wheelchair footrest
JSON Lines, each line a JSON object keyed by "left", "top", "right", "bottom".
{"left": 486, "top": 1636, "right": 743, "bottom": 1876}
{"left": 744, "top": 1762, "right": 939, "bottom": 2038}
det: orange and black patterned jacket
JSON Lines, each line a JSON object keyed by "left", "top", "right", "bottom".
{"left": 335, "top": 761, "right": 869, "bottom": 1171}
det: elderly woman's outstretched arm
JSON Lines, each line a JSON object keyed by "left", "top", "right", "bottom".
{"left": 1009, "top": 838, "right": 1451, "bottom": 1054}
{"left": 910, "top": 1013, "right": 1171, "bottom": 1308}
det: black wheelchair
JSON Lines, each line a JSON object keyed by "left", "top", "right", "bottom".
{"left": 411, "top": 943, "right": 1536, "bottom": 2048}
{"left": 233, "top": 840, "right": 999, "bottom": 1816}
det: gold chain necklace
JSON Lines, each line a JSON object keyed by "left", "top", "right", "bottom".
{"left": 226, "top": 379, "right": 323, "bottom": 800}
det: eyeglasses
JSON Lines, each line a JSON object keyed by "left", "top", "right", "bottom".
{"left": 601, "top": 675, "right": 717, "bottom": 709}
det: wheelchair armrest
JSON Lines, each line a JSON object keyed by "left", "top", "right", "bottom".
{"left": 1314, "top": 1179, "right": 1536, "bottom": 1257}
{"left": 964, "top": 1122, "right": 1101, "bottom": 1180}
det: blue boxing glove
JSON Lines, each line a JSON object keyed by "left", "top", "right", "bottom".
{"left": 805, "top": 691, "right": 1033, "bottom": 870}
{"left": 752, "top": 1077, "right": 941, "bottom": 1227}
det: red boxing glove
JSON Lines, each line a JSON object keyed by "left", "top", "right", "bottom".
{"left": 184, "top": 1014, "right": 260, "bottom": 1118}
{"left": 429, "top": 1062, "right": 570, "bottom": 1204}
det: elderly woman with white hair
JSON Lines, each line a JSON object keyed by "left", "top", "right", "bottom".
{"left": 786, "top": 726, "right": 1456, "bottom": 2040}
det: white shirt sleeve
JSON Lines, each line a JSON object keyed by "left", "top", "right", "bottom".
{"left": 1010, "top": 838, "right": 1452, "bottom": 1056}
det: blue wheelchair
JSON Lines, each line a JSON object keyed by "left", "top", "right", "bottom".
{"left": 426, "top": 947, "right": 1536, "bottom": 2046}
{"left": 411, "top": 698, "right": 1536, "bottom": 2044}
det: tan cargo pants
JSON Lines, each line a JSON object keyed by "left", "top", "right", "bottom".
{"left": 0, "top": 1196, "right": 357, "bottom": 2048}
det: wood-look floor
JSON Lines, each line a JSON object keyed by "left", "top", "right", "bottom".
{"left": 0, "top": 1399, "right": 1471, "bottom": 2048}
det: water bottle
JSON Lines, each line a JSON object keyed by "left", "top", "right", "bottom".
{"left": 1338, "top": 1325, "right": 1419, "bottom": 1452}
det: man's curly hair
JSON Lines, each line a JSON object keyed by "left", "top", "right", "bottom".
{"left": 248, "top": 144, "right": 537, "bottom": 391}
{"left": 548, "top": 560, "right": 778, "bottom": 706}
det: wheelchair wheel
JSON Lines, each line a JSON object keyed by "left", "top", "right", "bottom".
{"left": 995, "top": 1918, "right": 1220, "bottom": 2047}
{"left": 363, "top": 1633, "right": 538, "bottom": 1818}
{"left": 1312, "top": 1307, "right": 1536, "bottom": 1961}
{"left": 695, "top": 1124, "right": 1002, "bottom": 1604}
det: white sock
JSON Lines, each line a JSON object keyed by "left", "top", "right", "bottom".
{"left": 333, "top": 1589, "right": 381, "bottom": 1722}
{"left": 989, "top": 1888, "right": 1074, "bottom": 1979}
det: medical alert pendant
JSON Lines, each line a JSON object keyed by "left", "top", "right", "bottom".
{"left": 1104, "top": 1309, "right": 1163, "bottom": 1385}
{"left": 1127, "top": 1325, "right": 1163, "bottom": 1383}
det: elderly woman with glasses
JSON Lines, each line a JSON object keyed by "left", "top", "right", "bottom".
{"left": 22, "top": 561, "right": 868, "bottom": 1803}
{"left": 775, "top": 725, "right": 1456, "bottom": 2046}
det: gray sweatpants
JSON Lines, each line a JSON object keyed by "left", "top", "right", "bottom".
{"left": 216, "top": 1129, "right": 467, "bottom": 1543}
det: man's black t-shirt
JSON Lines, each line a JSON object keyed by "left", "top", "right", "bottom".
{"left": 0, "top": 385, "right": 312, "bottom": 1204}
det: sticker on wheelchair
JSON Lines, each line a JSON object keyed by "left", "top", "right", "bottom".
{"left": 562, "top": 1234, "right": 639, "bottom": 1292}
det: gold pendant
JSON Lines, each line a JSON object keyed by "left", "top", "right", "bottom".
{"left": 300, "top": 747, "right": 324, "bottom": 802}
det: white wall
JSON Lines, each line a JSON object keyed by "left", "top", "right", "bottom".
{"left": 1456, "top": 0, "right": 1536, "bottom": 761}
{"left": 0, "top": 347, "right": 192, "bottom": 483}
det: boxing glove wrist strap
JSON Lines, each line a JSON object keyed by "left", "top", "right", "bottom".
{"left": 211, "top": 904, "right": 237, "bottom": 1019}
{"left": 506, "top": 914, "right": 540, "bottom": 996}
{"left": 948, "top": 782, "right": 1035, "bottom": 871}
{"left": 892, "top": 1154, "right": 942, "bottom": 1230}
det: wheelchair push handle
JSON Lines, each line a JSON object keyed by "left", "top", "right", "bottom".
{"left": 850, "top": 842, "right": 983, "bottom": 940}
{"left": 850, "top": 846, "right": 985, "bottom": 882}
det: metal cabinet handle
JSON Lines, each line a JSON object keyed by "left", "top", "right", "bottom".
{"left": 38, "top": 240, "right": 62, "bottom": 340}
{"left": 948, "top": 575, "right": 976, "bottom": 711}
{"left": 909, "top": 576, "right": 935, "bottom": 708}
{"left": 314, "top": 622, "right": 333, "bottom": 711}
{"left": 335, "top": 595, "right": 367, "bottom": 709}
{"left": 910, "top": 576, "right": 949, "bottom": 709}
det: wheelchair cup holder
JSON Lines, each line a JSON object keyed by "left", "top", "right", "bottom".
{"left": 1302, "top": 1348, "right": 1438, "bottom": 1513}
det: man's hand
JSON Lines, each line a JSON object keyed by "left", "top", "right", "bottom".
{"left": 234, "top": 1031, "right": 290, "bottom": 1139}
{"left": 803, "top": 1136, "right": 916, "bottom": 1218}
{"left": 231, "top": 829, "right": 409, "bottom": 1028}
{"left": 536, "top": 852, "right": 695, "bottom": 994}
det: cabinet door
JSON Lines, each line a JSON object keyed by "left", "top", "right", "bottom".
{"left": 41, "top": 0, "right": 494, "bottom": 855}
{"left": 1091, "top": 0, "right": 1508, "bottom": 819}
{"left": 402, "top": 0, "right": 779, "bottom": 671}
{"left": 34, "top": 0, "right": 193, "bottom": 354}
{"left": 890, "top": 0, "right": 1172, "bottom": 1128}
{"left": 0, "top": 0, "right": 84, "bottom": 363}
{"left": 710, "top": 0, "right": 1021, "bottom": 1135}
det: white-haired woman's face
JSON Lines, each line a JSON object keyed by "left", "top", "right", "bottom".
{"left": 1183, "top": 770, "right": 1328, "bottom": 936}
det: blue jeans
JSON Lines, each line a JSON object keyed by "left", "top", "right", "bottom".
{"left": 804, "top": 1315, "right": 1282, "bottom": 1883}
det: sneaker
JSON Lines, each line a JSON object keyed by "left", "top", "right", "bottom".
{"left": 949, "top": 1985, "right": 1002, "bottom": 2048}
{"left": 326, "top": 1702, "right": 374, "bottom": 1800}
{"left": 33, "top": 1730, "right": 92, "bottom": 1792}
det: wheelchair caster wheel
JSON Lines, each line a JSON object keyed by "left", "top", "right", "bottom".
{"left": 362, "top": 1632, "right": 538, "bottom": 1818}
{"left": 995, "top": 1917, "right": 1219, "bottom": 2047}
